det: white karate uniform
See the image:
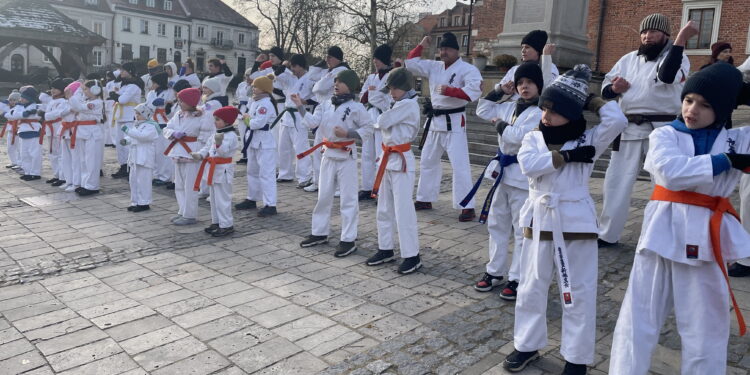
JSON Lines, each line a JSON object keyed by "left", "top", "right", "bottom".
{"left": 1, "top": 103, "right": 21, "bottom": 166}
{"left": 301, "top": 98, "right": 373, "bottom": 241}
{"left": 609, "top": 125, "right": 750, "bottom": 375}
{"left": 235, "top": 81, "right": 251, "bottom": 158}
{"left": 494, "top": 56, "right": 558, "bottom": 100}
{"left": 275, "top": 69, "right": 314, "bottom": 183}
{"left": 405, "top": 55, "right": 483, "bottom": 209}
{"left": 147, "top": 89, "right": 176, "bottom": 182}
{"left": 69, "top": 91, "right": 104, "bottom": 190}
{"left": 126, "top": 120, "right": 159, "bottom": 206}
{"left": 475, "top": 99, "right": 541, "bottom": 280}
{"left": 514, "top": 101, "right": 627, "bottom": 365}
{"left": 197, "top": 130, "right": 239, "bottom": 228}
{"left": 375, "top": 95, "right": 419, "bottom": 257}
{"left": 60, "top": 102, "right": 79, "bottom": 188}
{"left": 112, "top": 83, "right": 142, "bottom": 165}
{"left": 244, "top": 96, "right": 277, "bottom": 207}
{"left": 360, "top": 71, "right": 393, "bottom": 190}
{"left": 182, "top": 73, "right": 202, "bottom": 89}
{"left": 164, "top": 110, "right": 214, "bottom": 219}
{"left": 7, "top": 103, "right": 42, "bottom": 176}
{"left": 41, "top": 97, "right": 66, "bottom": 179}
{"left": 599, "top": 44, "right": 690, "bottom": 243}
{"left": 104, "top": 80, "right": 120, "bottom": 145}
{"left": 310, "top": 65, "right": 350, "bottom": 185}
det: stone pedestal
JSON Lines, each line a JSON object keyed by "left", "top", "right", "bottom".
{"left": 491, "top": 0, "right": 593, "bottom": 70}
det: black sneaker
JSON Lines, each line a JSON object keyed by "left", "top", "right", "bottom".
{"left": 503, "top": 350, "right": 539, "bottom": 372}
{"left": 204, "top": 224, "right": 219, "bottom": 233}
{"left": 398, "top": 255, "right": 422, "bottom": 274}
{"left": 276, "top": 178, "right": 293, "bottom": 183}
{"left": 414, "top": 201, "right": 432, "bottom": 210}
{"left": 111, "top": 164, "right": 129, "bottom": 179}
{"left": 729, "top": 262, "right": 750, "bottom": 277}
{"left": 51, "top": 179, "right": 66, "bottom": 187}
{"left": 131, "top": 204, "right": 149, "bottom": 212}
{"left": 597, "top": 239, "right": 617, "bottom": 248}
{"left": 334, "top": 241, "right": 357, "bottom": 257}
{"left": 500, "top": 280, "right": 519, "bottom": 300}
{"left": 474, "top": 273, "right": 504, "bottom": 292}
{"left": 152, "top": 179, "right": 167, "bottom": 186}
{"left": 235, "top": 199, "right": 257, "bottom": 210}
{"left": 300, "top": 235, "right": 328, "bottom": 248}
{"left": 165, "top": 182, "right": 175, "bottom": 190}
{"left": 258, "top": 206, "right": 277, "bottom": 217}
{"left": 46, "top": 177, "right": 59, "bottom": 184}
{"left": 20, "top": 175, "right": 32, "bottom": 181}
{"left": 77, "top": 188, "right": 100, "bottom": 196}
{"left": 27, "top": 175, "right": 41, "bottom": 181}
{"left": 561, "top": 361, "right": 587, "bottom": 375}
{"left": 127, "top": 205, "right": 136, "bottom": 211}
{"left": 236, "top": 158, "right": 247, "bottom": 165}
{"left": 459, "top": 208, "right": 476, "bottom": 222}
{"left": 358, "top": 190, "right": 373, "bottom": 201}
{"left": 212, "top": 226, "right": 235, "bottom": 237}
{"left": 366, "top": 250, "right": 395, "bottom": 266}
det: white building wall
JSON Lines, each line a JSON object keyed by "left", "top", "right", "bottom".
{"left": 189, "top": 19, "right": 258, "bottom": 76}
{"left": 112, "top": 9, "right": 191, "bottom": 66}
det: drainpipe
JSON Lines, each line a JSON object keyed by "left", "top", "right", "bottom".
{"left": 595, "top": 0, "right": 607, "bottom": 72}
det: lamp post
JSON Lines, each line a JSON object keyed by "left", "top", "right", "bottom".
{"left": 465, "top": 0, "right": 475, "bottom": 57}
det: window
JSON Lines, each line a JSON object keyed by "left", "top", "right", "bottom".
{"left": 681, "top": 1, "right": 722, "bottom": 54}
{"left": 197, "top": 26, "right": 205, "bottom": 39}
{"left": 140, "top": 45, "right": 150, "bottom": 60}
{"left": 440, "top": 17, "right": 446, "bottom": 27}
{"left": 157, "top": 48, "right": 166, "bottom": 63}
{"left": 129, "top": 0, "right": 137, "bottom": 4}
{"left": 85, "top": 0, "right": 98, "bottom": 5}
{"left": 121, "top": 43, "right": 133, "bottom": 60}
{"left": 462, "top": 34, "right": 469, "bottom": 47}
{"left": 238, "top": 32, "right": 245, "bottom": 45}
{"left": 146, "top": 0, "right": 154, "bottom": 7}
{"left": 158, "top": 22, "right": 166, "bottom": 36}
{"left": 122, "top": 16, "right": 131, "bottom": 32}
{"left": 93, "top": 50, "right": 103, "bottom": 66}
{"left": 436, "top": 36, "right": 442, "bottom": 48}
{"left": 43, "top": 46, "right": 54, "bottom": 62}
{"left": 453, "top": 15, "right": 461, "bottom": 26}
{"left": 216, "top": 31, "right": 224, "bottom": 43}
{"left": 140, "top": 19, "right": 149, "bottom": 34}
{"left": 93, "top": 22, "right": 103, "bottom": 36}
{"left": 174, "top": 25, "right": 182, "bottom": 39}
{"left": 164, "top": 0, "right": 172, "bottom": 10}
{"left": 10, "top": 54, "right": 23, "bottom": 74}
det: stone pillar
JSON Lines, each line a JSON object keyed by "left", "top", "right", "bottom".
{"left": 491, "top": 0, "right": 593, "bottom": 69}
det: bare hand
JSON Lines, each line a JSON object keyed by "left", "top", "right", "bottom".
{"left": 611, "top": 76, "right": 630, "bottom": 94}
{"left": 675, "top": 20, "right": 700, "bottom": 46}
{"left": 282, "top": 60, "right": 291, "bottom": 68}
{"left": 333, "top": 126, "right": 348, "bottom": 138}
{"left": 542, "top": 43, "right": 556, "bottom": 56}
{"left": 501, "top": 80, "right": 515, "bottom": 95}
{"left": 290, "top": 93, "right": 303, "bottom": 107}
{"left": 256, "top": 53, "right": 268, "bottom": 62}
{"left": 394, "top": 58, "right": 404, "bottom": 67}
{"left": 420, "top": 36, "right": 432, "bottom": 49}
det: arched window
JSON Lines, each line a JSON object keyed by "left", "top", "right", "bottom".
{"left": 10, "top": 54, "right": 24, "bottom": 74}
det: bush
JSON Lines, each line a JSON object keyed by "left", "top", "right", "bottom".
{"left": 493, "top": 54, "right": 517, "bottom": 71}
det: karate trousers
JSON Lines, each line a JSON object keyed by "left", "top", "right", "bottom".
{"left": 174, "top": 160, "right": 200, "bottom": 219}
{"left": 129, "top": 164, "right": 152, "bottom": 206}
{"left": 312, "top": 156, "right": 358, "bottom": 242}
{"left": 114, "top": 122, "right": 132, "bottom": 165}
{"left": 61, "top": 138, "right": 81, "bottom": 187}
{"left": 19, "top": 136, "right": 42, "bottom": 176}
{"left": 210, "top": 181, "right": 233, "bottom": 228}
{"left": 415, "top": 130, "right": 475, "bottom": 209}
{"left": 486, "top": 183, "right": 527, "bottom": 280}
{"left": 277, "top": 125, "right": 312, "bottom": 183}
{"left": 246, "top": 147, "right": 277, "bottom": 206}
{"left": 609, "top": 249, "right": 730, "bottom": 374}
{"left": 377, "top": 169, "right": 418, "bottom": 258}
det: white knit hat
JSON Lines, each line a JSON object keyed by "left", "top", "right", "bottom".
{"left": 134, "top": 103, "right": 153, "bottom": 119}
{"left": 202, "top": 76, "right": 223, "bottom": 95}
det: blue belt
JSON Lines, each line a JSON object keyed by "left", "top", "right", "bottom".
{"left": 460, "top": 148, "right": 518, "bottom": 224}
{"left": 18, "top": 131, "right": 40, "bottom": 139}
{"left": 241, "top": 124, "right": 270, "bottom": 155}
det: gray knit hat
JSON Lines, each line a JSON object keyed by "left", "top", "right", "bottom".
{"left": 381, "top": 68, "right": 414, "bottom": 93}
{"left": 640, "top": 13, "right": 670, "bottom": 36}
{"left": 335, "top": 69, "right": 360, "bottom": 93}
{"left": 539, "top": 64, "right": 592, "bottom": 121}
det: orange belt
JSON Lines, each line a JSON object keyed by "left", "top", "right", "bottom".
{"left": 1, "top": 120, "right": 19, "bottom": 145}
{"left": 371, "top": 142, "right": 411, "bottom": 198}
{"left": 193, "top": 156, "right": 233, "bottom": 191}
{"left": 296, "top": 138, "right": 355, "bottom": 160}
{"left": 153, "top": 108, "right": 168, "bottom": 124}
{"left": 650, "top": 184, "right": 746, "bottom": 336}
{"left": 39, "top": 118, "right": 61, "bottom": 152}
{"left": 64, "top": 120, "right": 98, "bottom": 149}
{"left": 164, "top": 136, "right": 199, "bottom": 155}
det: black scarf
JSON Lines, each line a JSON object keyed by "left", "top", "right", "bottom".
{"left": 377, "top": 66, "right": 393, "bottom": 79}
{"left": 514, "top": 97, "right": 539, "bottom": 118}
{"left": 637, "top": 40, "right": 668, "bottom": 62}
{"left": 217, "top": 126, "right": 234, "bottom": 133}
{"left": 331, "top": 93, "right": 355, "bottom": 107}
{"left": 539, "top": 116, "right": 587, "bottom": 145}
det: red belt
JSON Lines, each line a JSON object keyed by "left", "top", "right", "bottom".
{"left": 164, "top": 136, "right": 199, "bottom": 155}
{"left": 1, "top": 120, "right": 18, "bottom": 145}
{"left": 64, "top": 120, "right": 98, "bottom": 149}
{"left": 650, "top": 184, "right": 746, "bottom": 336}
{"left": 39, "top": 118, "right": 61, "bottom": 152}
{"left": 371, "top": 142, "right": 411, "bottom": 198}
{"left": 296, "top": 138, "right": 355, "bottom": 159}
{"left": 153, "top": 108, "right": 168, "bottom": 124}
{"left": 193, "top": 156, "right": 233, "bottom": 191}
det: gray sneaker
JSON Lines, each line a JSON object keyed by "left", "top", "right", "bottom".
{"left": 173, "top": 217, "right": 197, "bottom": 226}
{"left": 170, "top": 215, "right": 183, "bottom": 223}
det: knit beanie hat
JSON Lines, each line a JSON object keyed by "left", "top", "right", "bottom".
{"left": 439, "top": 32, "right": 459, "bottom": 50}
{"left": 539, "top": 64, "right": 592, "bottom": 121}
{"left": 8, "top": 90, "right": 20, "bottom": 102}
{"left": 681, "top": 62, "right": 743, "bottom": 126}
{"left": 202, "top": 76, "right": 222, "bottom": 95}
{"left": 381, "top": 67, "right": 413, "bottom": 93}
{"left": 373, "top": 44, "right": 393, "bottom": 66}
{"left": 213, "top": 106, "right": 240, "bottom": 126}
{"left": 290, "top": 54, "right": 307, "bottom": 69}
{"left": 335, "top": 69, "right": 360, "bottom": 93}
{"left": 269, "top": 46, "right": 284, "bottom": 61}
{"left": 173, "top": 79, "right": 191, "bottom": 93}
{"left": 121, "top": 62, "right": 138, "bottom": 76}
{"left": 178, "top": 88, "right": 201, "bottom": 108}
{"left": 134, "top": 103, "right": 153, "bottom": 119}
{"left": 327, "top": 46, "right": 344, "bottom": 61}
{"left": 514, "top": 62, "right": 544, "bottom": 93}
{"left": 147, "top": 59, "right": 159, "bottom": 69}
{"left": 252, "top": 74, "right": 274, "bottom": 95}
{"left": 21, "top": 86, "right": 39, "bottom": 103}
{"left": 50, "top": 78, "right": 67, "bottom": 92}
{"left": 65, "top": 81, "right": 80, "bottom": 94}
{"left": 521, "top": 30, "right": 548, "bottom": 55}
{"left": 711, "top": 41, "right": 732, "bottom": 60}
{"left": 640, "top": 13, "right": 670, "bottom": 36}
{"left": 151, "top": 72, "right": 168, "bottom": 88}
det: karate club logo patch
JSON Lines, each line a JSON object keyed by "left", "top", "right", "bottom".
{"left": 686, "top": 245, "right": 699, "bottom": 259}
{"left": 563, "top": 292, "right": 572, "bottom": 305}
{"left": 258, "top": 107, "right": 267, "bottom": 115}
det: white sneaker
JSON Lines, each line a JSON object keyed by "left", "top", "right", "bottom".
{"left": 334, "top": 190, "right": 340, "bottom": 197}
{"left": 65, "top": 185, "right": 77, "bottom": 192}
{"left": 303, "top": 183, "right": 318, "bottom": 192}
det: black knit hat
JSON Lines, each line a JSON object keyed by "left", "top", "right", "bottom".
{"left": 290, "top": 54, "right": 307, "bottom": 69}
{"left": 514, "top": 62, "right": 544, "bottom": 93}
{"left": 521, "top": 30, "right": 548, "bottom": 55}
{"left": 151, "top": 71, "right": 168, "bottom": 88}
{"left": 327, "top": 46, "right": 344, "bottom": 61}
{"left": 50, "top": 78, "right": 66, "bottom": 92}
{"left": 640, "top": 13, "right": 670, "bottom": 36}
{"left": 381, "top": 67, "right": 414, "bottom": 93}
{"left": 270, "top": 46, "right": 284, "bottom": 61}
{"left": 172, "top": 79, "right": 191, "bottom": 93}
{"left": 121, "top": 62, "right": 137, "bottom": 76}
{"left": 682, "top": 62, "right": 743, "bottom": 126}
{"left": 539, "top": 64, "right": 592, "bottom": 121}
{"left": 373, "top": 44, "right": 392, "bottom": 65}
{"left": 20, "top": 86, "right": 39, "bottom": 103}
{"left": 439, "top": 32, "right": 459, "bottom": 50}
{"left": 61, "top": 78, "right": 74, "bottom": 86}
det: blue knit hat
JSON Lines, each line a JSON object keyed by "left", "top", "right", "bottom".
{"left": 539, "top": 64, "right": 592, "bottom": 121}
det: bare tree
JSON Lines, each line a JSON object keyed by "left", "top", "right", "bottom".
{"left": 237, "top": 0, "right": 304, "bottom": 52}
{"left": 290, "top": 0, "right": 337, "bottom": 58}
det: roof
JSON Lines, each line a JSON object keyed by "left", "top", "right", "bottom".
{"left": 0, "top": 0, "right": 106, "bottom": 45}
{"left": 49, "top": 0, "right": 111, "bottom": 13}
{"left": 180, "top": 0, "right": 257, "bottom": 29}
{"left": 110, "top": 0, "right": 189, "bottom": 19}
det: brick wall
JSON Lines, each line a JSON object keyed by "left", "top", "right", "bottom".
{"left": 587, "top": 0, "right": 750, "bottom": 74}
{"left": 472, "top": 0, "right": 506, "bottom": 54}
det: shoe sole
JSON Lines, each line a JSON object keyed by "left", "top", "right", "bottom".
{"left": 398, "top": 261, "right": 422, "bottom": 274}
{"left": 300, "top": 239, "right": 328, "bottom": 248}
{"left": 366, "top": 256, "right": 395, "bottom": 266}
{"left": 473, "top": 284, "right": 497, "bottom": 292}
{"left": 212, "top": 230, "right": 234, "bottom": 237}
{"left": 334, "top": 245, "right": 357, "bottom": 257}
{"left": 503, "top": 353, "right": 539, "bottom": 372}
{"left": 499, "top": 294, "right": 517, "bottom": 301}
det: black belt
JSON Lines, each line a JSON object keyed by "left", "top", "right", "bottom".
{"left": 158, "top": 123, "right": 167, "bottom": 129}
{"left": 419, "top": 103, "right": 466, "bottom": 150}
{"left": 242, "top": 124, "right": 270, "bottom": 154}
{"left": 612, "top": 114, "right": 676, "bottom": 151}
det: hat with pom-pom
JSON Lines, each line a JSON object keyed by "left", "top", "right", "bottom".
{"left": 539, "top": 64, "right": 592, "bottom": 121}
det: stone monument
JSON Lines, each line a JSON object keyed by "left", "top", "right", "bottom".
{"left": 491, "top": 0, "right": 593, "bottom": 69}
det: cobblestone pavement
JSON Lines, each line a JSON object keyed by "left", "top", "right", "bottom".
{"left": 0, "top": 140, "right": 749, "bottom": 375}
